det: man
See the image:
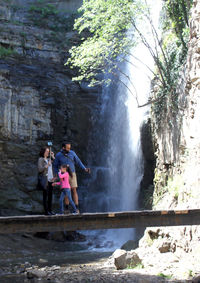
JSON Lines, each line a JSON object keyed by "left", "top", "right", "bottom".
{"left": 53, "top": 141, "right": 90, "bottom": 213}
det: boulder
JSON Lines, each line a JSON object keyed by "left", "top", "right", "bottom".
{"left": 113, "top": 249, "right": 142, "bottom": 270}
{"left": 157, "top": 241, "right": 171, "bottom": 253}
{"left": 27, "top": 269, "right": 48, "bottom": 279}
{"left": 121, "top": 240, "right": 139, "bottom": 251}
{"left": 126, "top": 250, "right": 142, "bottom": 267}
{"left": 113, "top": 249, "right": 127, "bottom": 270}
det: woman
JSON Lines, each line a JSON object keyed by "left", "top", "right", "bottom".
{"left": 38, "top": 146, "right": 55, "bottom": 215}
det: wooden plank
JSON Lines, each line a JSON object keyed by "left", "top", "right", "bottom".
{"left": 0, "top": 209, "right": 200, "bottom": 234}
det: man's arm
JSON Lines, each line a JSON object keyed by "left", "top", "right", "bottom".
{"left": 73, "top": 152, "right": 86, "bottom": 170}
{"left": 73, "top": 151, "right": 90, "bottom": 173}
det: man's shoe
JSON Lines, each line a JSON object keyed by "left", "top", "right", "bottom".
{"left": 45, "top": 211, "right": 52, "bottom": 215}
{"left": 49, "top": 211, "right": 55, "bottom": 215}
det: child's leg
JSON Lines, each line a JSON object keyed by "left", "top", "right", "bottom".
{"left": 66, "top": 189, "right": 77, "bottom": 213}
{"left": 59, "top": 190, "right": 66, "bottom": 214}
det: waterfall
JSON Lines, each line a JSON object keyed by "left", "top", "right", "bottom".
{"left": 84, "top": 0, "right": 162, "bottom": 248}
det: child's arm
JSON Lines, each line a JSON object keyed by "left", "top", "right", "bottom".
{"left": 58, "top": 172, "right": 69, "bottom": 179}
{"left": 52, "top": 182, "right": 60, "bottom": 186}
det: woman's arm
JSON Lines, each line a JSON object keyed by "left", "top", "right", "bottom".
{"left": 38, "top": 158, "right": 47, "bottom": 173}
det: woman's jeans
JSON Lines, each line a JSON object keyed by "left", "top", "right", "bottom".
{"left": 59, "top": 188, "right": 76, "bottom": 213}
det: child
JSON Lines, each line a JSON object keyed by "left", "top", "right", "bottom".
{"left": 52, "top": 164, "right": 78, "bottom": 214}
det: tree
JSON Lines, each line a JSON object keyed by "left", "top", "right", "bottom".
{"left": 66, "top": 0, "right": 192, "bottom": 107}
{"left": 66, "top": 0, "right": 144, "bottom": 85}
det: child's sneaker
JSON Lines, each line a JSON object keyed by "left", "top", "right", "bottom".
{"left": 64, "top": 209, "right": 70, "bottom": 215}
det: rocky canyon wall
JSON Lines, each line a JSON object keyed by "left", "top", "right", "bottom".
{"left": 152, "top": 0, "right": 200, "bottom": 211}
{"left": 0, "top": 0, "right": 98, "bottom": 215}
{"left": 138, "top": 0, "right": 200, "bottom": 276}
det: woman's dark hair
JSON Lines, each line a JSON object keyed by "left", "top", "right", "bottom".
{"left": 39, "top": 146, "right": 49, "bottom": 157}
{"left": 61, "top": 164, "right": 73, "bottom": 177}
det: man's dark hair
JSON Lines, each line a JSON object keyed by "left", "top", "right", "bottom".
{"left": 39, "top": 146, "right": 49, "bottom": 157}
{"left": 62, "top": 141, "right": 72, "bottom": 148}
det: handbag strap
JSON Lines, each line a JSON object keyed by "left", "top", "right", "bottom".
{"left": 61, "top": 151, "right": 75, "bottom": 164}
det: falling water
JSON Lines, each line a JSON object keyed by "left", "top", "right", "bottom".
{"left": 84, "top": 0, "right": 162, "bottom": 248}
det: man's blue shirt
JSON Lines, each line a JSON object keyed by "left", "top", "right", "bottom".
{"left": 53, "top": 150, "right": 86, "bottom": 175}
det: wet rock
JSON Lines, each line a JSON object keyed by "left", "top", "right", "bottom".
{"left": 47, "top": 231, "right": 67, "bottom": 242}
{"left": 34, "top": 231, "right": 86, "bottom": 242}
{"left": 27, "top": 268, "right": 47, "bottom": 279}
{"left": 38, "top": 258, "right": 48, "bottom": 264}
{"left": 121, "top": 240, "right": 139, "bottom": 251}
{"left": 65, "top": 231, "right": 86, "bottom": 242}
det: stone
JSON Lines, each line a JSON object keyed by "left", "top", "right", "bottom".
{"left": 157, "top": 241, "right": 171, "bottom": 253}
{"left": 27, "top": 269, "right": 47, "bottom": 279}
{"left": 113, "top": 249, "right": 127, "bottom": 270}
{"left": 192, "top": 275, "right": 200, "bottom": 283}
{"left": 126, "top": 250, "right": 142, "bottom": 267}
{"left": 121, "top": 240, "right": 139, "bottom": 251}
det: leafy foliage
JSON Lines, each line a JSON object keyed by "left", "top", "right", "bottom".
{"left": 29, "top": 3, "right": 58, "bottom": 17}
{"left": 162, "top": 0, "right": 192, "bottom": 51}
{"left": 0, "top": 45, "right": 16, "bottom": 58}
{"left": 67, "top": 0, "right": 192, "bottom": 113}
{"left": 66, "top": 0, "right": 144, "bottom": 86}
{"left": 152, "top": 0, "right": 192, "bottom": 130}
{"left": 28, "top": 1, "right": 77, "bottom": 32}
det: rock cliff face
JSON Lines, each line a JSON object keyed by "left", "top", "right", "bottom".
{"left": 152, "top": 0, "right": 200, "bottom": 211}
{"left": 139, "top": 0, "right": 200, "bottom": 278}
{"left": 0, "top": 0, "right": 98, "bottom": 215}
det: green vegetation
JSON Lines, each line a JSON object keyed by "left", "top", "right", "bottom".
{"left": 153, "top": 172, "right": 184, "bottom": 207}
{"left": 11, "top": 4, "right": 21, "bottom": 12}
{"left": 166, "top": 175, "right": 184, "bottom": 200}
{"left": 28, "top": 1, "right": 77, "bottom": 33}
{"left": 126, "top": 262, "right": 144, "bottom": 269}
{"left": 29, "top": 3, "right": 58, "bottom": 17}
{"left": 66, "top": 0, "right": 192, "bottom": 112}
{"left": 142, "top": 184, "right": 154, "bottom": 209}
{"left": 157, "top": 272, "right": 172, "bottom": 279}
{"left": 66, "top": 0, "right": 144, "bottom": 87}
{"left": 152, "top": 169, "right": 168, "bottom": 206}
{"left": 152, "top": 0, "right": 192, "bottom": 130}
{"left": 0, "top": 46, "right": 16, "bottom": 58}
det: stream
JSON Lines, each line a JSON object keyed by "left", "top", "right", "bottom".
{"left": 0, "top": 232, "right": 113, "bottom": 282}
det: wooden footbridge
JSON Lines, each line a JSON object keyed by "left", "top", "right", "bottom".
{"left": 0, "top": 209, "right": 200, "bottom": 234}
